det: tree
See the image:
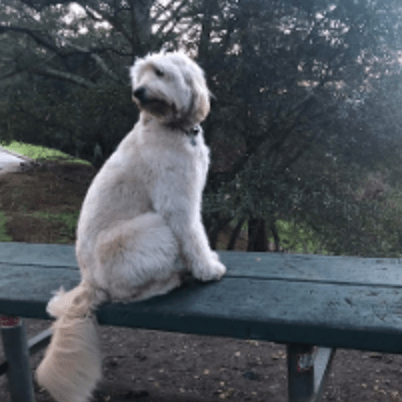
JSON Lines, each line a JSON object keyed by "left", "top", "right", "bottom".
{"left": 0, "top": 0, "right": 189, "bottom": 163}
{"left": 197, "top": 0, "right": 402, "bottom": 254}
{"left": 2, "top": 0, "right": 402, "bottom": 255}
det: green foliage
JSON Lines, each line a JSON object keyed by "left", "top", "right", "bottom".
{"left": 276, "top": 220, "right": 326, "bottom": 255}
{"left": 0, "top": 212, "right": 12, "bottom": 242}
{"left": 0, "top": 83, "right": 135, "bottom": 167}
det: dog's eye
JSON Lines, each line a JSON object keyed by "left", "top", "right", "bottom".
{"left": 154, "top": 68, "right": 164, "bottom": 77}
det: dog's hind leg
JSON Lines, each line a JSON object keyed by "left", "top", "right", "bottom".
{"left": 93, "top": 212, "right": 181, "bottom": 301}
{"left": 129, "top": 270, "right": 184, "bottom": 301}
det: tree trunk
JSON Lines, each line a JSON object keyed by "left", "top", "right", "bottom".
{"left": 247, "top": 218, "right": 268, "bottom": 252}
{"left": 206, "top": 215, "right": 231, "bottom": 250}
{"left": 270, "top": 221, "right": 281, "bottom": 252}
{"left": 227, "top": 218, "right": 246, "bottom": 250}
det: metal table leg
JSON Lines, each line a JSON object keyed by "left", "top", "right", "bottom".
{"left": 287, "top": 344, "right": 336, "bottom": 402}
{"left": 1, "top": 316, "right": 35, "bottom": 402}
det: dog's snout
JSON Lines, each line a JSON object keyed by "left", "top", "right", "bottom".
{"left": 133, "top": 87, "right": 147, "bottom": 102}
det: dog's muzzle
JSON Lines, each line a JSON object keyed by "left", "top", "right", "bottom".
{"left": 132, "top": 86, "right": 171, "bottom": 117}
{"left": 133, "top": 86, "right": 147, "bottom": 104}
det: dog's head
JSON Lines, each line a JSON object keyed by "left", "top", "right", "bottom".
{"left": 130, "top": 51, "right": 210, "bottom": 128}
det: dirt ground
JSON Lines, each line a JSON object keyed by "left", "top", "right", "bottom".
{"left": 1, "top": 160, "right": 402, "bottom": 402}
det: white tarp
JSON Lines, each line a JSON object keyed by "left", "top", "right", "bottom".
{"left": 0, "top": 147, "right": 28, "bottom": 173}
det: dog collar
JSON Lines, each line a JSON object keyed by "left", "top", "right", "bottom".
{"left": 165, "top": 121, "right": 201, "bottom": 146}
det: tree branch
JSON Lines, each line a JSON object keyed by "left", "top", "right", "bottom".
{"left": 32, "top": 66, "right": 96, "bottom": 88}
{"left": 153, "top": 0, "right": 190, "bottom": 37}
{"left": 0, "top": 24, "right": 62, "bottom": 56}
{"left": 16, "top": 0, "right": 71, "bottom": 11}
{"left": 55, "top": 36, "right": 123, "bottom": 83}
{"left": 0, "top": 23, "right": 126, "bottom": 84}
{"left": 84, "top": 4, "right": 133, "bottom": 47}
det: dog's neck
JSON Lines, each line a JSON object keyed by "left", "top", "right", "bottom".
{"left": 141, "top": 113, "right": 201, "bottom": 145}
{"left": 166, "top": 121, "right": 201, "bottom": 147}
{"left": 167, "top": 121, "right": 201, "bottom": 135}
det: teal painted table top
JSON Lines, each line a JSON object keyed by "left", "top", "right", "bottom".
{"left": 1, "top": 242, "right": 402, "bottom": 353}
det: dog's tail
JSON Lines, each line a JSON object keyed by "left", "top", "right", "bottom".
{"left": 36, "top": 281, "right": 108, "bottom": 402}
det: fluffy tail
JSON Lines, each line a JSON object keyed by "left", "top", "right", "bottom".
{"left": 36, "top": 281, "right": 107, "bottom": 402}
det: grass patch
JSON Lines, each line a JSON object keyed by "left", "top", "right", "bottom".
{"left": 0, "top": 158, "right": 94, "bottom": 244}
{"left": 1, "top": 141, "right": 91, "bottom": 165}
{"left": 0, "top": 211, "right": 12, "bottom": 242}
{"left": 29, "top": 211, "right": 79, "bottom": 243}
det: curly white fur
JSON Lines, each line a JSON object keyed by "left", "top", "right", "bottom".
{"left": 36, "top": 51, "right": 226, "bottom": 402}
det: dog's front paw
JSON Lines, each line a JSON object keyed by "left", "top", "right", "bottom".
{"left": 193, "top": 260, "right": 226, "bottom": 282}
{"left": 211, "top": 251, "right": 220, "bottom": 262}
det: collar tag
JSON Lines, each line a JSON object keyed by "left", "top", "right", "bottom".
{"left": 187, "top": 125, "right": 200, "bottom": 146}
{"left": 189, "top": 135, "right": 197, "bottom": 146}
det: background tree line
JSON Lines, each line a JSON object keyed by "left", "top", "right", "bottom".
{"left": 1, "top": 0, "right": 402, "bottom": 256}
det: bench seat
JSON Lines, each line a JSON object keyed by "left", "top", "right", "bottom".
{"left": 1, "top": 242, "right": 402, "bottom": 401}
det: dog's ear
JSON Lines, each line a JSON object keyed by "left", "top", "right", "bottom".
{"left": 130, "top": 61, "right": 141, "bottom": 90}
{"left": 184, "top": 65, "right": 210, "bottom": 124}
{"left": 130, "top": 56, "right": 149, "bottom": 91}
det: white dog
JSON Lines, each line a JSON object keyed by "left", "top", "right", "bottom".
{"left": 36, "top": 51, "right": 226, "bottom": 402}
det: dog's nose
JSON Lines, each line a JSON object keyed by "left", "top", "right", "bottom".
{"left": 133, "top": 87, "right": 147, "bottom": 103}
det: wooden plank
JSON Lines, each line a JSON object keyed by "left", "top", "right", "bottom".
{"left": 0, "top": 262, "right": 402, "bottom": 353}
{"left": 0, "top": 243, "right": 77, "bottom": 268}
{"left": 2, "top": 243, "right": 402, "bottom": 286}
{"left": 1, "top": 244, "right": 402, "bottom": 353}
{"left": 95, "top": 277, "right": 402, "bottom": 353}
